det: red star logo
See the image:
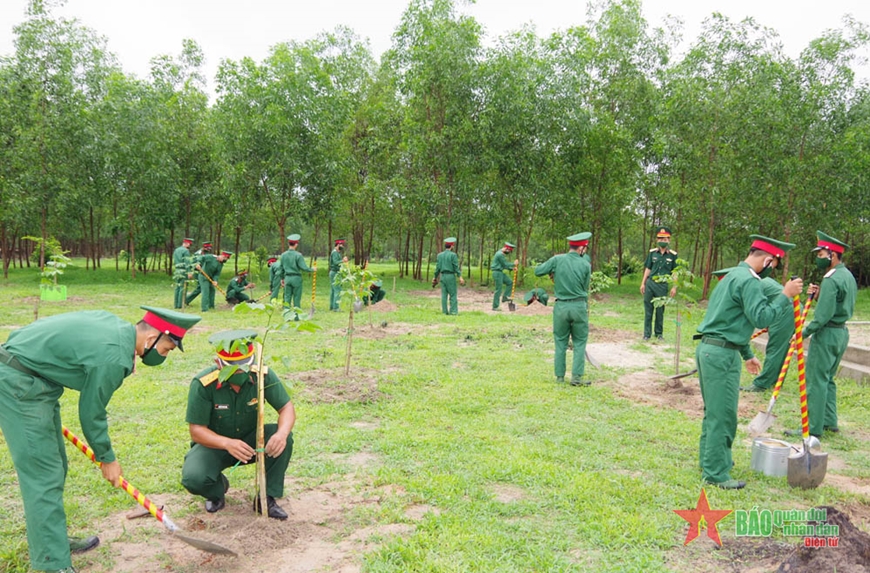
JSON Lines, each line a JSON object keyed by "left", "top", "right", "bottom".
{"left": 673, "top": 488, "right": 732, "bottom": 546}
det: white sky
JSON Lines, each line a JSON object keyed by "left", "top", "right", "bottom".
{"left": 1, "top": 0, "right": 869, "bottom": 94}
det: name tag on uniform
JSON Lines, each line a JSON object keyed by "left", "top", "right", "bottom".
{"left": 214, "top": 404, "right": 229, "bottom": 410}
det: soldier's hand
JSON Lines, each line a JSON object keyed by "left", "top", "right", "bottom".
{"left": 669, "top": 287, "right": 677, "bottom": 298}
{"left": 265, "top": 433, "right": 288, "bottom": 457}
{"left": 808, "top": 283, "right": 820, "bottom": 296}
{"left": 640, "top": 283, "right": 645, "bottom": 295}
{"left": 246, "top": 283, "right": 255, "bottom": 289}
{"left": 459, "top": 277, "right": 465, "bottom": 286}
{"left": 101, "top": 460, "right": 123, "bottom": 488}
{"left": 783, "top": 277, "right": 803, "bottom": 299}
{"left": 342, "top": 256, "right": 348, "bottom": 263}
{"left": 226, "top": 438, "right": 256, "bottom": 463}
{"left": 745, "top": 357, "right": 762, "bottom": 376}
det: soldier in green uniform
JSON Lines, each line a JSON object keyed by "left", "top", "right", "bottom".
{"left": 741, "top": 276, "right": 797, "bottom": 392}
{"left": 267, "top": 256, "right": 282, "bottom": 301}
{"left": 641, "top": 227, "right": 678, "bottom": 340}
{"left": 0, "top": 307, "right": 200, "bottom": 573}
{"left": 184, "top": 241, "right": 212, "bottom": 308}
{"left": 363, "top": 280, "right": 386, "bottom": 306}
{"left": 433, "top": 237, "right": 465, "bottom": 315}
{"left": 225, "top": 269, "right": 255, "bottom": 305}
{"left": 785, "top": 232, "right": 857, "bottom": 438}
{"left": 524, "top": 287, "right": 549, "bottom": 306}
{"left": 173, "top": 237, "right": 194, "bottom": 309}
{"left": 491, "top": 242, "right": 518, "bottom": 311}
{"left": 196, "top": 249, "right": 231, "bottom": 312}
{"left": 182, "top": 330, "right": 295, "bottom": 520}
{"left": 695, "top": 235, "right": 802, "bottom": 489}
{"left": 280, "top": 234, "right": 315, "bottom": 318}
{"left": 534, "top": 233, "right": 592, "bottom": 386}
{"left": 329, "top": 239, "right": 348, "bottom": 311}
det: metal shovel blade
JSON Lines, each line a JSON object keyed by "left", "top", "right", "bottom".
{"left": 508, "top": 300, "right": 516, "bottom": 312}
{"left": 309, "top": 303, "right": 316, "bottom": 317}
{"left": 585, "top": 349, "right": 600, "bottom": 369}
{"left": 787, "top": 443, "right": 828, "bottom": 489}
{"left": 668, "top": 368, "right": 697, "bottom": 380}
{"left": 171, "top": 530, "right": 237, "bottom": 556}
{"left": 748, "top": 411, "right": 775, "bottom": 436}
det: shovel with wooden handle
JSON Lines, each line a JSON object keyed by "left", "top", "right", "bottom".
{"left": 62, "top": 427, "right": 237, "bottom": 556}
{"left": 195, "top": 265, "right": 228, "bottom": 297}
{"left": 787, "top": 293, "right": 827, "bottom": 489}
{"left": 508, "top": 262, "right": 519, "bottom": 312}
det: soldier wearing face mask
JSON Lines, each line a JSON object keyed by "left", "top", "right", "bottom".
{"left": 640, "top": 226, "right": 678, "bottom": 341}
{"left": 785, "top": 231, "right": 856, "bottom": 438}
{"left": 329, "top": 239, "right": 349, "bottom": 311}
{"left": 694, "top": 235, "right": 803, "bottom": 490}
{"left": 0, "top": 306, "right": 200, "bottom": 573}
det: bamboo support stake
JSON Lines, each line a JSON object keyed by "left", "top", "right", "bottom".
{"left": 254, "top": 342, "right": 268, "bottom": 517}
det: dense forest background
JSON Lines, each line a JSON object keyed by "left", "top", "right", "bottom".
{"left": 2, "top": 0, "right": 870, "bottom": 296}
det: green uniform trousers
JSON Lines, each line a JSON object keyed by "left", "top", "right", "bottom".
{"left": 197, "top": 274, "right": 215, "bottom": 312}
{"left": 752, "top": 325, "right": 794, "bottom": 390}
{"left": 492, "top": 271, "right": 512, "bottom": 310}
{"left": 185, "top": 283, "right": 201, "bottom": 307}
{"left": 329, "top": 271, "right": 341, "bottom": 311}
{"left": 553, "top": 300, "right": 588, "bottom": 380}
{"left": 440, "top": 273, "right": 458, "bottom": 315}
{"left": 806, "top": 327, "right": 848, "bottom": 436}
{"left": 696, "top": 342, "right": 740, "bottom": 484}
{"left": 174, "top": 278, "right": 187, "bottom": 309}
{"left": 227, "top": 292, "right": 250, "bottom": 305}
{"left": 283, "top": 275, "right": 304, "bottom": 312}
{"left": 643, "top": 279, "right": 668, "bottom": 338}
{"left": 181, "top": 426, "right": 294, "bottom": 500}
{"left": 0, "top": 365, "right": 72, "bottom": 571}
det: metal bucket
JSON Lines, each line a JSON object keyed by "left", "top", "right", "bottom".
{"left": 750, "top": 438, "right": 791, "bottom": 477}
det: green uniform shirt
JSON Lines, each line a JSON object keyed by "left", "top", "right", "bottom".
{"left": 269, "top": 262, "right": 283, "bottom": 294}
{"left": 3, "top": 311, "right": 136, "bottom": 462}
{"left": 173, "top": 245, "right": 191, "bottom": 271}
{"left": 534, "top": 251, "right": 591, "bottom": 300}
{"left": 329, "top": 250, "right": 343, "bottom": 273}
{"left": 644, "top": 248, "right": 677, "bottom": 279}
{"left": 226, "top": 276, "right": 249, "bottom": 300}
{"left": 434, "top": 249, "right": 461, "bottom": 278}
{"left": 760, "top": 277, "right": 795, "bottom": 333}
{"left": 186, "top": 366, "right": 290, "bottom": 439}
{"left": 280, "top": 249, "right": 314, "bottom": 277}
{"left": 696, "top": 262, "right": 791, "bottom": 359}
{"left": 200, "top": 254, "right": 221, "bottom": 279}
{"left": 803, "top": 263, "right": 857, "bottom": 338}
{"left": 491, "top": 250, "right": 514, "bottom": 272}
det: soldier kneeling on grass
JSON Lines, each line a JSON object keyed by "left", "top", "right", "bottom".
{"left": 226, "top": 270, "right": 255, "bottom": 305}
{"left": 363, "top": 280, "right": 386, "bottom": 306}
{"left": 181, "top": 330, "right": 295, "bottom": 520}
{"left": 524, "top": 287, "right": 549, "bottom": 306}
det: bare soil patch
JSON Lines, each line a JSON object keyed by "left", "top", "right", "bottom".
{"left": 490, "top": 483, "right": 527, "bottom": 503}
{"left": 776, "top": 507, "right": 870, "bottom": 572}
{"left": 330, "top": 321, "right": 430, "bottom": 341}
{"left": 83, "top": 475, "right": 419, "bottom": 573}
{"left": 666, "top": 536, "right": 795, "bottom": 573}
{"left": 367, "top": 298, "right": 397, "bottom": 312}
{"left": 291, "top": 368, "right": 385, "bottom": 404}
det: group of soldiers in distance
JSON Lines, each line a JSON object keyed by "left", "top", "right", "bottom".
{"left": 172, "top": 235, "right": 386, "bottom": 314}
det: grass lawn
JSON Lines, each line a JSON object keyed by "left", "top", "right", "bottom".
{"left": 1, "top": 260, "right": 869, "bottom": 572}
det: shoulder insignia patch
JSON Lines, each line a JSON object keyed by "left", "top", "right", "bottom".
{"left": 669, "top": 250, "right": 678, "bottom": 255}
{"left": 824, "top": 268, "right": 837, "bottom": 278}
{"left": 199, "top": 370, "right": 220, "bottom": 387}
{"left": 649, "top": 248, "right": 657, "bottom": 252}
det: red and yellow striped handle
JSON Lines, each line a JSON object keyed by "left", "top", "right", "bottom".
{"left": 62, "top": 426, "right": 177, "bottom": 532}
{"left": 311, "top": 262, "right": 317, "bottom": 304}
{"left": 768, "top": 292, "right": 815, "bottom": 400}
{"left": 750, "top": 328, "right": 768, "bottom": 340}
{"left": 792, "top": 296, "right": 810, "bottom": 439}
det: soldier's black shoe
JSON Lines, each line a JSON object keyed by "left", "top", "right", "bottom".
{"left": 656, "top": 335, "right": 664, "bottom": 341}
{"left": 740, "top": 385, "right": 765, "bottom": 392}
{"left": 569, "top": 377, "right": 590, "bottom": 387}
{"left": 642, "top": 336, "right": 650, "bottom": 341}
{"left": 254, "top": 496, "right": 288, "bottom": 520}
{"left": 69, "top": 535, "right": 99, "bottom": 553}
{"left": 708, "top": 479, "right": 745, "bottom": 490}
{"left": 824, "top": 426, "right": 840, "bottom": 433}
{"left": 205, "top": 498, "right": 225, "bottom": 513}
{"left": 221, "top": 473, "right": 229, "bottom": 493}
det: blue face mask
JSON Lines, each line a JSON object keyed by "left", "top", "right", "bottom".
{"left": 141, "top": 333, "right": 167, "bottom": 367}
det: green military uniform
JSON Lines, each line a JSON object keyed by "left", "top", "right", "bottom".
{"left": 434, "top": 238, "right": 461, "bottom": 315}
{"left": 280, "top": 234, "right": 314, "bottom": 315}
{"left": 173, "top": 238, "right": 194, "bottom": 309}
{"left": 363, "top": 280, "right": 386, "bottom": 306}
{"left": 184, "top": 242, "right": 211, "bottom": 307}
{"left": 329, "top": 240, "right": 346, "bottom": 311}
{"left": 803, "top": 232, "right": 857, "bottom": 436}
{"left": 535, "top": 233, "right": 592, "bottom": 385}
{"left": 197, "top": 252, "right": 225, "bottom": 312}
{"left": 0, "top": 308, "right": 199, "bottom": 572}
{"left": 523, "top": 287, "right": 549, "bottom": 306}
{"left": 695, "top": 236, "right": 793, "bottom": 487}
{"left": 491, "top": 242, "right": 517, "bottom": 310}
{"left": 226, "top": 273, "right": 251, "bottom": 305}
{"left": 643, "top": 227, "right": 677, "bottom": 339}
{"left": 181, "top": 366, "right": 293, "bottom": 504}
{"left": 748, "top": 277, "right": 797, "bottom": 390}
{"left": 268, "top": 257, "right": 282, "bottom": 301}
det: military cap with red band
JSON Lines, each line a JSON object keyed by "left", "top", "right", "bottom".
{"left": 182, "top": 237, "right": 195, "bottom": 244}
{"left": 287, "top": 233, "right": 301, "bottom": 244}
{"left": 812, "top": 230, "right": 848, "bottom": 254}
{"left": 444, "top": 236, "right": 457, "bottom": 246}
{"left": 567, "top": 232, "right": 592, "bottom": 247}
{"left": 202, "top": 241, "right": 213, "bottom": 250}
{"left": 267, "top": 256, "right": 278, "bottom": 264}
{"left": 334, "top": 238, "right": 346, "bottom": 245}
{"left": 748, "top": 234, "right": 795, "bottom": 258}
{"left": 140, "top": 306, "right": 201, "bottom": 352}
{"left": 208, "top": 329, "right": 259, "bottom": 367}
{"left": 656, "top": 226, "right": 671, "bottom": 238}
{"left": 503, "top": 241, "right": 516, "bottom": 251}
{"left": 220, "top": 250, "right": 233, "bottom": 258}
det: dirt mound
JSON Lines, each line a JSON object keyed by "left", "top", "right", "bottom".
{"left": 367, "top": 298, "right": 397, "bottom": 312}
{"left": 776, "top": 507, "right": 870, "bottom": 572}
{"left": 291, "top": 368, "right": 384, "bottom": 404}
{"left": 331, "top": 321, "right": 419, "bottom": 340}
